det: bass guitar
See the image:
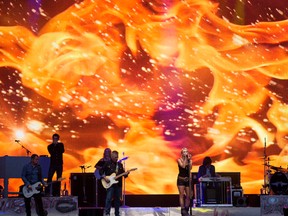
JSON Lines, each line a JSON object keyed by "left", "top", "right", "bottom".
{"left": 22, "top": 177, "right": 65, "bottom": 198}
{"left": 101, "top": 168, "right": 137, "bottom": 189}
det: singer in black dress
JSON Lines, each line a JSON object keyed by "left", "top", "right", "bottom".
{"left": 177, "top": 147, "right": 192, "bottom": 216}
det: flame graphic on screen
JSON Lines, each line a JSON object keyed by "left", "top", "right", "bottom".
{"left": 0, "top": 0, "right": 287, "bottom": 194}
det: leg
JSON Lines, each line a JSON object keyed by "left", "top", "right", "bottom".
{"left": 178, "top": 185, "right": 189, "bottom": 216}
{"left": 34, "top": 193, "right": 47, "bottom": 216}
{"left": 46, "top": 166, "right": 56, "bottom": 196}
{"left": 55, "top": 165, "right": 63, "bottom": 196}
{"left": 105, "top": 187, "right": 114, "bottom": 215}
{"left": 184, "top": 186, "right": 191, "bottom": 213}
{"left": 24, "top": 197, "right": 31, "bottom": 216}
{"left": 56, "top": 164, "right": 63, "bottom": 180}
{"left": 177, "top": 185, "right": 185, "bottom": 208}
{"left": 114, "top": 186, "right": 121, "bottom": 216}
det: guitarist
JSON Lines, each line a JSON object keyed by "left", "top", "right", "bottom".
{"left": 21, "top": 154, "right": 48, "bottom": 216}
{"left": 94, "top": 148, "right": 111, "bottom": 207}
{"left": 100, "top": 150, "right": 130, "bottom": 216}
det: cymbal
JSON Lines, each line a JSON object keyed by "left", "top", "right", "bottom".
{"left": 263, "top": 164, "right": 288, "bottom": 172}
{"left": 260, "top": 157, "right": 275, "bottom": 161}
{"left": 270, "top": 165, "right": 287, "bottom": 172}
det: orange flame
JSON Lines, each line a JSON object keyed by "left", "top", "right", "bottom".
{"left": 0, "top": 0, "right": 287, "bottom": 195}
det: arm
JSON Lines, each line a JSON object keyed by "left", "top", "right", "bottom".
{"left": 211, "top": 165, "right": 216, "bottom": 177}
{"left": 177, "top": 158, "right": 185, "bottom": 168}
{"left": 47, "top": 144, "right": 52, "bottom": 155}
{"left": 94, "top": 159, "right": 103, "bottom": 169}
{"left": 188, "top": 155, "right": 192, "bottom": 171}
{"left": 119, "top": 163, "right": 129, "bottom": 178}
{"left": 197, "top": 165, "right": 204, "bottom": 180}
{"left": 21, "top": 165, "right": 30, "bottom": 186}
{"left": 60, "top": 143, "right": 65, "bottom": 154}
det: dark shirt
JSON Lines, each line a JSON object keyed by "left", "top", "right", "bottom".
{"left": 95, "top": 159, "right": 107, "bottom": 168}
{"left": 48, "top": 142, "right": 64, "bottom": 166}
{"left": 197, "top": 164, "right": 216, "bottom": 181}
{"left": 100, "top": 160, "right": 126, "bottom": 187}
{"left": 21, "top": 162, "right": 45, "bottom": 186}
{"left": 178, "top": 164, "right": 190, "bottom": 178}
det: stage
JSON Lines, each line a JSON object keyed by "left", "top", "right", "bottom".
{"left": 0, "top": 195, "right": 287, "bottom": 215}
{"left": 79, "top": 206, "right": 261, "bottom": 216}
{"left": 0, "top": 203, "right": 263, "bottom": 216}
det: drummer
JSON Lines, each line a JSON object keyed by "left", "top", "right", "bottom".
{"left": 268, "top": 165, "right": 288, "bottom": 195}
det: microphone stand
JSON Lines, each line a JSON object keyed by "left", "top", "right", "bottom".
{"left": 121, "top": 152, "right": 129, "bottom": 208}
{"left": 15, "top": 140, "right": 31, "bottom": 156}
{"left": 262, "top": 137, "right": 270, "bottom": 195}
{"left": 188, "top": 156, "right": 192, "bottom": 216}
{"left": 79, "top": 165, "right": 91, "bottom": 203}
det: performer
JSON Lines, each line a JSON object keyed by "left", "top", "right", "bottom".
{"left": 197, "top": 156, "right": 216, "bottom": 180}
{"left": 94, "top": 148, "right": 111, "bottom": 179}
{"left": 100, "top": 150, "right": 130, "bottom": 216}
{"left": 177, "top": 147, "right": 192, "bottom": 216}
{"left": 46, "top": 133, "right": 64, "bottom": 196}
{"left": 21, "top": 154, "right": 48, "bottom": 216}
{"left": 94, "top": 148, "right": 111, "bottom": 207}
{"left": 197, "top": 156, "right": 220, "bottom": 205}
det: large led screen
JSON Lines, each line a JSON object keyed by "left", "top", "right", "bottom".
{"left": 0, "top": 0, "right": 287, "bottom": 195}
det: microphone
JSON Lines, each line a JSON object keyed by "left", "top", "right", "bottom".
{"left": 118, "top": 156, "right": 128, "bottom": 162}
{"left": 15, "top": 140, "right": 20, "bottom": 143}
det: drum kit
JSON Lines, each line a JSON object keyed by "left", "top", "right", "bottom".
{"left": 263, "top": 160, "right": 288, "bottom": 195}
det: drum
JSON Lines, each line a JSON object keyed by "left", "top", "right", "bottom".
{"left": 270, "top": 172, "right": 288, "bottom": 195}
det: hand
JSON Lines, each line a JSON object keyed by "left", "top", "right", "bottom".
{"left": 27, "top": 185, "right": 32, "bottom": 191}
{"left": 104, "top": 177, "right": 110, "bottom": 183}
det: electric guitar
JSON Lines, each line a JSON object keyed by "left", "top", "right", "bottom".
{"left": 22, "top": 177, "right": 65, "bottom": 198}
{"left": 101, "top": 168, "right": 137, "bottom": 189}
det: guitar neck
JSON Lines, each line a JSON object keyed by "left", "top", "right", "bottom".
{"left": 114, "top": 168, "right": 136, "bottom": 180}
{"left": 115, "top": 171, "right": 128, "bottom": 180}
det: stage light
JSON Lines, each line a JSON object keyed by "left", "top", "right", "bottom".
{"left": 15, "top": 130, "right": 25, "bottom": 141}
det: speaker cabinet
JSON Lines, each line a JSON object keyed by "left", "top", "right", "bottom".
{"left": 236, "top": 196, "right": 247, "bottom": 207}
{"left": 96, "top": 179, "right": 106, "bottom": 207}
{"left": 70, "top": 173, "right": 96, "bottom": 206}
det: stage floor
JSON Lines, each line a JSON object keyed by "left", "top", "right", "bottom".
{"left": 1, "top": 195, "right": 287, "bottom": 216}
{"left": 79, "top": 207, "right": 261, "bottom": 216}
{"left": 0, "top": 204, "right": 262, "bottom": 216}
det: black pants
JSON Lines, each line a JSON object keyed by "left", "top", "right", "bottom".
{"left": 46, "top": 164, "right": 62, "bottom": 196}
{"left": 24, "top": 193, "right": 46, "bottom": 216}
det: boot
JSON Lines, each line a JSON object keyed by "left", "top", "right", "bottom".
{"left": 185, "top": 206, "right": 191, "bottom": 215}
{"left": 181, "top": 208, "right": 189, "bottom": 216}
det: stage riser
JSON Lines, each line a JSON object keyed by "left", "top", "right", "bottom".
{"left": 0, "top": 196, "right": 78, "bottom": 216}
